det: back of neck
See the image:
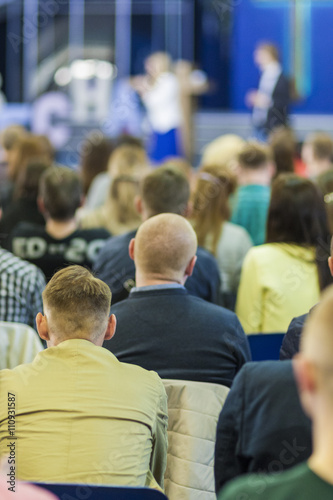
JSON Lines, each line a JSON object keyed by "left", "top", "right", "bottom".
{"left": 46, "top": 219, "right": 78, "bottom": 239}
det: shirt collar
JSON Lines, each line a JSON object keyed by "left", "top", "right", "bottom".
{"left": 130, "top": 283, "right": 185, "bottom": 293}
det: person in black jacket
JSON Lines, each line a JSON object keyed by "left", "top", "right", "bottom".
{"left": 214, "top": 360, "right": 312, "bottom": 494}
{"left": 280, "top": 238, "right": 333, "bottom": 360}
{"left": 93, "top": 165, "right": 221, "bottom": 305}
{"left": 246, "top": 42, "right": 289, "bottom": 140}
{"left": 280, "top": 313, "right": 308, "bottom": 360}
{"left": 103, "top": 213, "right": 251, "bottom": 386}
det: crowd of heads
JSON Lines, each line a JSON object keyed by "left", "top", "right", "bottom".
{"left": 1, "top": 119, "right": 333, "bottom": 338}
{"left": 1, "top": 124, "right": 333, "bottom": 264}
{"left": 2, "top": 118, "right": 333, "bottom": 498}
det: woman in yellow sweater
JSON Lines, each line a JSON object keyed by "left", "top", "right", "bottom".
{"left": 236, "top": 174, "right": 332, "bottom": 333}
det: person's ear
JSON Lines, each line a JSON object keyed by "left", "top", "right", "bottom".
{"left": 293, "top": 354, "right": 317, "bottom": 418}
{"left": 181, "top": 201, "right": 192, "bottom": 218}
{"left": 184, "top": 255, "right": 197, "bottom": 279}
{"left": 37, "top": 196, "right": 45, "bottom": 215}
{"left": 135, "top": 196, "right": 143, "bottom": 215}
{"left": 268, "top": 161, "right": 276, "bottom": 180}
{"left": 129, "top": 238, "right": 135, "bottom": 260}
{"left": 328, "top": 256, "right": 333, "bottom": 277}
{"left": 79, "top": 194, "right": 85, "bottom": 209}
{"left": 36, "top": 312, "right": 50, "bottom": 342}
{"left": 104, "top": 314, "right": 117, "bottom": 341}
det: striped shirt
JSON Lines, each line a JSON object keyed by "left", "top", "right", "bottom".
{"left": 0, "top": 248, "right": 45, "bottom": 327}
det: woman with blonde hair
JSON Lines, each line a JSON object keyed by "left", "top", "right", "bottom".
{"left": 191, "top": 164, "right": 253, "bottom": 308}
{"left": 79, "top": 144, "right": 150, "bottom": 235}
{"left": 201, "top": 134, "right": 245, "bottom": 170}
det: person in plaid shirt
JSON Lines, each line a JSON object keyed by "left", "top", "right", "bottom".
{"left": 0, "top": 247, "right": 45, "bottom": 328}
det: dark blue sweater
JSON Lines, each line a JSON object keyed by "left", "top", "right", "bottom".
{"left": 104, "top": 287, "right": 251, "bottom": 386}
{"left": 214, "top": 361, "right": 312, "bottom": 493}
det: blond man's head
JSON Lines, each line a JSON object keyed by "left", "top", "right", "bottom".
{"left": 39, "top": 266, "right": 113, "bottom": 345}
{"left": 130, "top": 213, "right": 197, "bottom": 284}
{"left": 202, "top": 134, "right": 245, "bottom": 170}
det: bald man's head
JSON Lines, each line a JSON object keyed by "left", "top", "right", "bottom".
{"left": 301, "top": 286, "right": 333, "bottom": 370}
{"left": 132, "top": 213, "right": 198, "bottom": 283}
{"left": 295, "top": 285, "right": 333, "bottom": 416}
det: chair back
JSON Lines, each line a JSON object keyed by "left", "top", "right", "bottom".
{"left": 0, "top": 321, "right": 43, "bottom": 369}
{"left": 163, "top": 379, "right": 229, "bottom": 500}
{"left": 248, "top": 333, "right": 285, "bottom": 361}
{"left": 32, "top": 483, "right": 168, "bottom": 499}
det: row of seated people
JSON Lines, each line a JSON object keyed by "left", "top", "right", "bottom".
{"left": 0, "top": 216, "right": 250, "bottom": 499}
{"left": 1, "top": 126, "right": 333, "bottom": 498}
{"left": 0, "top": 214, "right": 332, "bottom": 499}
{"left": 1, "top": 127, "right": 333, "bottom": 336}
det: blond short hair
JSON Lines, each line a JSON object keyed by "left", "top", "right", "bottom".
{"left": 43, "top": 266, "right": 111, "bottom": 340}
{"left": 201, "top": 134, "right": 245, "bottom": 169}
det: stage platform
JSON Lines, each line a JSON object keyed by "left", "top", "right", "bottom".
{"left": 194, "top": 111, "right": 333, "bottom": 159}
{"left": 2, "top": 105, "right": 333, "bottom": 168}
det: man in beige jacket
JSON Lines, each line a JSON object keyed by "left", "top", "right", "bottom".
{"left": 0, "top": 266, "right": 168, "bottom": 489}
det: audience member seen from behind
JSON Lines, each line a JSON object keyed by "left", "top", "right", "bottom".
{"left": 104, "top": 213, "right": 251, "bottom": 386}
{"left": 0, "top": 129, "right": 47, "bottom": 209}
{"left": 201, "top": 134, "right": 245, "bottom": 170}
{"left": 9, "top": 134, "right": 53, "bottom": 190}
{"left": 231, "top": 142, "right": 275, "bottom": 245}
{"left": 0, "top": 266, "right": 168, "bottom": 489}
{"left": 214, "top": 360, "right": 311, "bottom": 494}
{"left": 0, "top": 161, "right": 50, "bottom": 248}
{"left": 191, "top": 164, "right": 253, "bottom": 309}
{"left": 220, "top": 286, "right": 333, "bottom": 500}
{"left": 8, "top": 167, "right": 110, "bottom": 281}
{"left": 1, "top": 125, "right": 27, "bottom": 167}
{"left": 0, "top": 246, "right": 45, "bottom": 328}
{"left": 302, "top": 132, "right": 333, "bottom": 179}
{"left": 94, "top": 166, "right": 221, "bottom": 305}
{"left": 268, "top": 126, "right": 297, "bottom": 176}
{"left": 0, "top": 125, "right": 27, "bottom": 206}
{"left": 236, "top": 174, "right": 331, "bottom": 333}
{"left": 79, "top": 131, "right": 114, "bottom": 195}
{"left": 79, "top": 144, "right": 150, "bottom": 235}
{"left": 83, "top": 142, "right": 148, "bottom": 211}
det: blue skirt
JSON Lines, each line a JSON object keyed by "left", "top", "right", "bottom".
{"left": 148, "top": 128, "right": 183, "bottom": 164}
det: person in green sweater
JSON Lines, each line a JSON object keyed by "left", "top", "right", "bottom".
{"left": 231, "top": 141, "right": 275, "bottom": 246}
{"left": 219, "top": 284, "right": 333, "bottom": 499}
